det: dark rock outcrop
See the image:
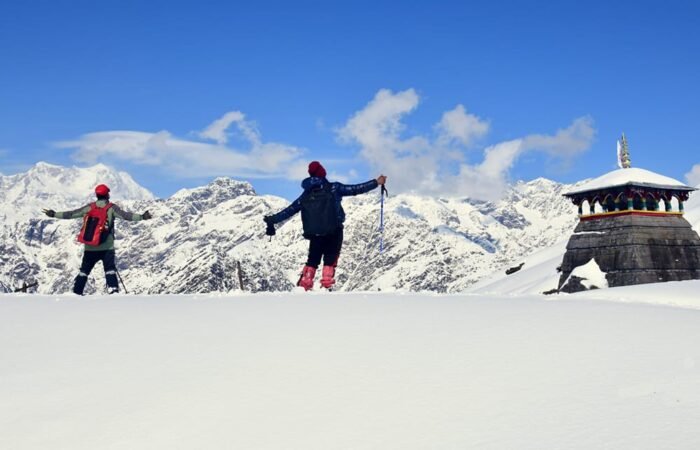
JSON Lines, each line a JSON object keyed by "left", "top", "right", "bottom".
{"left": 560, "top": 275, "right": 602, "bottom": 293}
{"left": 505, "top": 262, "right": 525, "bottom": 275}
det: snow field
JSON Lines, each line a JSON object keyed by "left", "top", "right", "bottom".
{"left": 2, "top": 292, "right": 700, "bottom": 449}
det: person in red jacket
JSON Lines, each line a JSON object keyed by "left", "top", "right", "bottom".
{"left": 264, "top": 161, "right": 386, "bottom": 290}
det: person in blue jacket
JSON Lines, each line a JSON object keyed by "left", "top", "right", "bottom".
{"left": 264, "top": 161, "right": 386, "bottom": 291}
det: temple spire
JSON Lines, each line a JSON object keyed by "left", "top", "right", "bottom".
{"left": 617, "top": 133, "right": 632, "bottom": 169}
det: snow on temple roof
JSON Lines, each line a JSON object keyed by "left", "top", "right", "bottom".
{"left": 565, "top": 167, "right": 694, "bottom": 196}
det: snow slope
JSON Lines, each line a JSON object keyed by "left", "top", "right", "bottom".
{"left": 2, "top": 289, "right": 700, "bottom": 449}
{"left": 569, "top": 279, "right": 700, "bottom": 310}
{"left": 468, "top": 239, "right": 567, "bottom": 295}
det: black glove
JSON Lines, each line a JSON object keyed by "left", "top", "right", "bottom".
{"left": 264, "top": 216, "right": 276, "bottom": 236}
{"left": 142, "top": 210, "right": 152, "bottom": 220}
{"left": 42, "top": 208, "right": 55, "bottom": 218}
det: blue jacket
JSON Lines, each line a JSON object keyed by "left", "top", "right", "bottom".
{"left": 267, "top": 177, "right": 379, "bottom": 226}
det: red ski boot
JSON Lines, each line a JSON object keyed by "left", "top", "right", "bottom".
{"left": 320, "top": 265, "right": 336, "bottom": 290}
{"left": 297, "top": 265, "right": 317, "bottom": 291}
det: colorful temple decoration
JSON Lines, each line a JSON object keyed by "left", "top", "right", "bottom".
{"left": 565, "top": 176, "right": 693, "bottom": 220}
{"left": 564, "top": 136, "right": 694, "bottom": 220}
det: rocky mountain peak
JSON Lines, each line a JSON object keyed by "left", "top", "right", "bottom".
{"left": 170, "top": 177, "right": 257, "bottom": 211}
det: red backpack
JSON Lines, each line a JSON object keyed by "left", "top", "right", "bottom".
{"left": 77, "top": 202, "right": 113, "bottom": 246}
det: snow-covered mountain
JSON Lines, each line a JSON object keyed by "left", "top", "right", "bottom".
{"left": 0, "top": 162, "right": 153, "bottom": 222}
{"left": 0, "top": 162, "right": 584, "bottom": 294}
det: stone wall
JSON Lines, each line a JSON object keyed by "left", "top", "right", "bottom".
{"left": 558, "top": 215, "right": 700, "bottom": 290}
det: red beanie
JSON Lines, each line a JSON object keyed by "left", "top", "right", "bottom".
{"left": 95, "top": 184, "right": 110, "bottom": 196}
{"left": 308, "top": 161, "right": 327, "bottom": 178}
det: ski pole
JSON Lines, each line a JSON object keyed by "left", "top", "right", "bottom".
{"left": 115, "top": 269, "right": 129, "bottom": 294}
{"left": 379, "top": 184, "right": 388, "bottom": 253}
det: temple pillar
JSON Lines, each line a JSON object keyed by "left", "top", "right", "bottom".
{"left": 589, "top": 202, "right": 595, "bottom": 214}
{"left": 578, "top": 204, "right": 583, "bottom": 215}
{"left": 641, "top": 198, "right": 647, "bottom": 211}
{"left": 664, "top": 199, "right": 672, "bottom": 211}
{"left": 627, "top": 197, "right": 634, "bottom": 210}
{"left": 680, "top": 200, "right": 684, "bottom": 212}
{"left": 614, "top": 198, "right": 620, "bottom": 211}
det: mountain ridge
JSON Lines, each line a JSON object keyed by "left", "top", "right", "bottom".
{"left": 1, "top": 162, "right": 583, "bottom": 294}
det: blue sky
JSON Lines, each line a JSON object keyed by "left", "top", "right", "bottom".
{"left": 1, "top": 0, "right": 699, "bottom": 200}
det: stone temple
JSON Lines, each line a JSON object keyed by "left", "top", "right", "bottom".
{"left": 557, "top": 135, "right": 700, "bottom": 292}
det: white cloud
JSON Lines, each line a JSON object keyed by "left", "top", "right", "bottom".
{"left": 686, "top": 164, "right": 700, "bottom": 187}
{"left": 338, "top": 88, "right": 596, "bottom": 200}
{"left": 56, "top": 113, "right": 305, "bottom": 180}
{"left": 521, "top": 116, "right": 595, "bottom": 158}
{"left": 436, "top": 104, "right": 489, "bottom": 147}
{"left": 53, "top": 93, "right": 596, "bottom": 196}
{"left": 338, "top": 88, "right": 426, "bottom": 165}
{"left": 198, "top": 111, "right": 247, "bottom": 145}
{"left": 452, "top": 140, "right": 524, "bottom": 200}
{"left": 337, "top": 89, "right": 436, "bottom": 193}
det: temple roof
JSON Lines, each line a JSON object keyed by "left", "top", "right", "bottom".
{"left": 565, "top": 167, "right": 695, "bottom": 197}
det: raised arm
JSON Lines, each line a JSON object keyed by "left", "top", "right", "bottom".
{"left": 336, "top": 179, "right": 379, "bottom": 197}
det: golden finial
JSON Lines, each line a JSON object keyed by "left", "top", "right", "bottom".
{"left": 617, "top": 133, "right": 631, "bottom": 169}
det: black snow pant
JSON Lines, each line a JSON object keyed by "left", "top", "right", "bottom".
{"left": 73, "top": 250, "right": 119, "bottom": 295}
{"left": 305, "top": 228, "right": 343, "bottom": 269}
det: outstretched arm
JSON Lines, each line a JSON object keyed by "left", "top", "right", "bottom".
{"left": 43, "top": 205, "right": 90, "bottom": 219}
{"left": 265, "top": 196, "right": 303, "bottom": 225}
{"left": 112, "top": 204, "right": 151, "bottom": 221}
{"left": 337, "top": 175, "right": 385, "bottom": 197}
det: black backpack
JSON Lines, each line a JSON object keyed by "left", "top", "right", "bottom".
{"left": 300, "top": 183, "right": 339, "bottom": 237}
